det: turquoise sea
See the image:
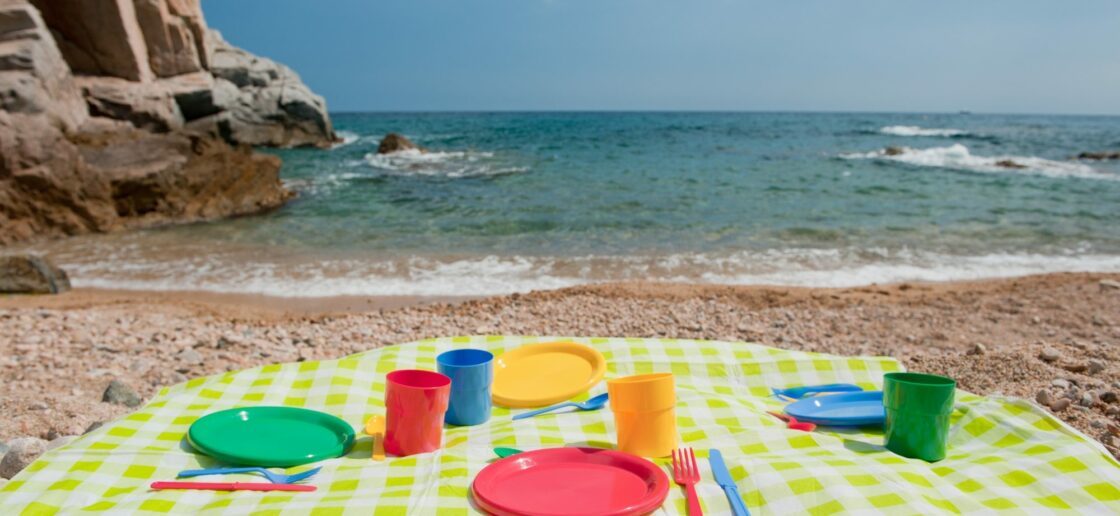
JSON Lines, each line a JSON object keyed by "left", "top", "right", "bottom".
{"left": 22, "top": 112, "right": 1120, "bottom": 296}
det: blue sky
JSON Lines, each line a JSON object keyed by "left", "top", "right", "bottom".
{"left": 202, "top": 1, "right": 1120, "bottom": 114}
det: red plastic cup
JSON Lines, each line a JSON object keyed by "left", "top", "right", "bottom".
{"left": 384, "top": 369, "right": 451, "bottom": 457}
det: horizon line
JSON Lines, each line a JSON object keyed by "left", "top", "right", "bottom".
{"left": 327, "top": 109, "right": 1120, "bottom": 118}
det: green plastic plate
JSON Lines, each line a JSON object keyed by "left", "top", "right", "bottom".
{"left": 187, "top": 406, "right": 356, "bottom": 467}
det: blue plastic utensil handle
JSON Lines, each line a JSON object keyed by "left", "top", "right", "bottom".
{"left": 772, "top": 383, "right": 863, "bottom": 399}
{"left": 512, "top": 402, "right": 577, "bottom": 421}
{"left": 179, "top": 467, "right": 264, "bottom": 477}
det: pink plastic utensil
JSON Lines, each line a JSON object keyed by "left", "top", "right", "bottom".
{"left": 768, "top": 411, "right": 817, "bottom": 432}
{"left": 151, "top": 481, "right": 316, "bottom": 492}
{"left": 672, "top": 447, "right": 704, "bottom": 515}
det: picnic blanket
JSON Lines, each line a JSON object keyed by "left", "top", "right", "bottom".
{"left": 2, "top": 336, "right": 1119, "bottom": 515}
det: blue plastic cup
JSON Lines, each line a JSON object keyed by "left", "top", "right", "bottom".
{"left": 437, "top": 348, "right": 494, "bottom": 426}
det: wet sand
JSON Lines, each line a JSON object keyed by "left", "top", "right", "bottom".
{"left": 2, "top": 272, "right": 1119, "bottom": 457}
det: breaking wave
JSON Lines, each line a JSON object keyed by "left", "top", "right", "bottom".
{"left": 49, "top": 246, "right": 1120, "bottom": 297}
{"left": 361, "top": 149, "right": 528, "bottom": 178}
{"left": 841, "top": 144, "right": 1116, "bottom": 181}
{"left": 880, "top": 125, "right": 968, "bottom": 137}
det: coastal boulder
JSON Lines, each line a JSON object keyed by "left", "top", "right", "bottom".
{"left": 0, "top": 254, "right": 70, "bottom": 294}
{"left": 883, "top": 146, "right": 905, "bottom": 156}
{"left": 28, "top": 0, "right": 155, "bottom": 81}
{"left": 0, "top": 437, "right": 47, "bottom": 479}
{"left": 0, "top": 0, "right": 87, "bottom": 130}
{"left": 78, "top": 76, "right": 184, "bottom": 132}
{"left": 207, "top": 29, "right": 335, "bottom": 148}
{"left": 377, "top": 133, "right": 422, "bottom": 154}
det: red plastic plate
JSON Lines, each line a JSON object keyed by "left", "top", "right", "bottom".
{"left": 472, "top": 447, "right": 669, "bottom": 516}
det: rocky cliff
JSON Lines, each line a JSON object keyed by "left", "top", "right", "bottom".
{"left": 0, "top": 0, "right": 333, "bottom": 245}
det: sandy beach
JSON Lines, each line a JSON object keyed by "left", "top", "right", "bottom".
{"left": 3, "top": 272, "right": 1118, "bottom": 458}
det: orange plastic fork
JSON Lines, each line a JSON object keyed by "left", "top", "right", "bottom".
{"left": 672, "top": 447, "right": 704, "bottom": 515}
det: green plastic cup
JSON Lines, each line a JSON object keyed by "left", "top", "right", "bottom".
{"left": 883, "top": 372, "right": 956, "bottom": 462}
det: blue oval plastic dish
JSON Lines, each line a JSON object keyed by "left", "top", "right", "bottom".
{"left": 783, "top": 391, "right": 885, "bottom": 426}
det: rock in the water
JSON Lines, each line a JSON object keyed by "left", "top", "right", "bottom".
{"left": 0, "top": 437, "right": 47, "bottom": 479}
{"left": 377, "top": 133, "right": 422, "bottom": 154}
{"left": 0, "top": 255, "right": 70, "bottom": 294}
{"left": 883, "top": 146, "right": 905, "bottom": 156}
{"left": 1035, "top": 389, "right": 1053, "bottom": 407}
{"left": 102, "top": 379, "right": 142, "bottom": 407}
{"left": 1050, "top": 398, "right": 1071, "bottom": 411}
{"left": 1039, "top": 348, "right": 1061, "bottom": 362}
{"left": 46, "top": 435, "right": 76, "bottom": 451}
{"left": 1088, "top": 359, "right": 1106, "bottom": 375}
{"left": 1076, "top": 151, "right": 1120, "bottom": 160}
{"left": 1052, "top": 378, "right": 1070, "bottom": 389}
{"left": 995, "top": 159, "right": 1026, "bottom": 169}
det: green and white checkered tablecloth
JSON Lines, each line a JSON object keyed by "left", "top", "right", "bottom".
{"left": 2, "top": 336, "right": 1119, "bottom": 514}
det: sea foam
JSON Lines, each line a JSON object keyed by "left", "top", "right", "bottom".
{"left": 880, "top": 125, "right": 968, "bottom": 137}
{"left": 841, "top": 144, "right": 1116, "bottom": 181}
{"left": 61, "top": 248, "right": 1120, "bottom": 298}
{"left": 361, "top": 149, "right": 527, "bottom": 178}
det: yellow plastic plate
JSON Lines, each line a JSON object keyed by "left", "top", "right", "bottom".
{"left": 492, "top": 342, "right": 607, "bottom": 408}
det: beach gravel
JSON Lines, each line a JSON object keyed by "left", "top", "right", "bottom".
{"left": 1, "top": 272, "right": 1119, "bottom": 459}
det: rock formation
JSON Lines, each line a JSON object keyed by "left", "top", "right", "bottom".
{"left": 0, "top": 0, "right": 331, "bottom": 245}
{"left": 0, "top": 254, "right": 70, "bottom": 293}
{"left": 378, "top": 133, "right": 423, "bottom": 154}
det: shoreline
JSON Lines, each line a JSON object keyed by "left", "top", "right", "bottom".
{"left": 0, "top": 288, "right": 476, "bottom": 318}
{"left": 2, "top": 272, "right": 1118, "bottom": 459}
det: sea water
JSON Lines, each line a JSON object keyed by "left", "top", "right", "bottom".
{"left": 20, "top": 112, "right": 1120, "bottom": 296}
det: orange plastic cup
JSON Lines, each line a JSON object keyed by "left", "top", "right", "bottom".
{"left": 607, "top": 373, "right": 676, "bottom": 457}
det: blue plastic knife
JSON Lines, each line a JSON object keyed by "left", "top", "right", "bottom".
{"left": 708, "top": 449, "right": 750, "bottom": 516}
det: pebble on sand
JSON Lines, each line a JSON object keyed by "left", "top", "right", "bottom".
{"left": 1088, "top": 359, "right": 1106, "bottom": 375}
{"left": 102, "top": 380, "right": 142, "bottom": 408}
{"left": 1039, "top": 348, "right": 1061, "bottom": 362}
{"left": 1036, "top": 390, "right": 1054, "bottom": 406}
{"left": 1052, "top": 378, "right": 1071, "bottom": 389}
{"left": 1050, "top": 399, "right": 1072, "bottom": 412}
{"left": 0, "top": 437, "right": 47, "bottom": 479}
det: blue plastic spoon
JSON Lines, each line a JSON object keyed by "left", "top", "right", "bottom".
{"left": 512, "top": 393, "right": 610, "bottom": 421}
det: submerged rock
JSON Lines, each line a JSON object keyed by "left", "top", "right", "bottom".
{"left": 377, "top": 133, "right": 423, "bottom": 154}
{"left": 0, "top": 255, "right": 70, "bottom": 294}
{"left": 883, "top": 146, "right": 906, "bottom": 156}
{"left": 995, "top": 159, "right": 1026, "bottom": 169}
{"left": 0, "top": 437, "right": 47, "bottom": 479}
{"left": 1076, "top": 151, "right": 1120, "bottom": 160}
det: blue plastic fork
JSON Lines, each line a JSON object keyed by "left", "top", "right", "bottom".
{"left": 771, "top": 383, "right": 863, "bottom": 401}
{"left": 177, "top": 466, "right": 322, "bottom": 484}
